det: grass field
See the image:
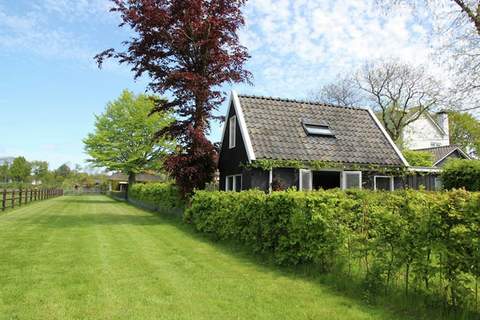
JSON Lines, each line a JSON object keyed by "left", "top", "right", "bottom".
{"left": 0, "top": 196, "right": 416, "bottom": 320}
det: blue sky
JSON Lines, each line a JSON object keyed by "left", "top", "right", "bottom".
{"left": 0, "top": 0, "right": 438, "bottom": 169}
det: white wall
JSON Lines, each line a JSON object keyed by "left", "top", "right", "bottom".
{"left": 402, "top": 114, "right": 450, "bottom": 150}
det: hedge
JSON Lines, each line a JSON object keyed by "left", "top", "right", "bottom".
{"left": 442, "top": 159, "right": 480, "bottom": 191}
{"left": 128, "top": 182, "right": 184, "bottom": 210}
{"left": 403, "top": 149, "right": 435, "bottom": 167}
{"left": 185, "top": 189, "right": 480, "bottom": 309}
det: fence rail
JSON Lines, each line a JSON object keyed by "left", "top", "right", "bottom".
{"left": 1, "top": 189, "right": 63, "bottom": 212}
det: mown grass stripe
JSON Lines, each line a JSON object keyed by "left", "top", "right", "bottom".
{"left": 0, "top": 195, "right": 408, "bottom": 320}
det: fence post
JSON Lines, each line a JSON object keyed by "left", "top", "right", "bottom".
{"left": 2, "top": 189, "right": 6, "bottom": 211}
{"left": 30, "top": 189, "right": 33, "bottom": 202}
{"left": 19, "top": 189, "right": 22, "bottom": 206}
{"left": 11, "top": 190, "right": 15, "bottom": 209}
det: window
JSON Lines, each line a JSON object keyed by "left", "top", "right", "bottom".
{"left": 342, "top": 171, "right": 362, "bottom": 190}
{"left": 431, "top": 142, "right": 441, "bottom": 147}
{"left": 374, "top": 176, "right": 394, "bottom": 191}
{"left": 302, "top": 120, "right": 334, "bottom": 137}
{"left": 299, "top": 169, "right": 312, "bottom": 191}
{"left": 229, "top": 116, "right": 236, "bottom": 148}
{"left": 225, "top": 175, "right": 242, "bottom": 192}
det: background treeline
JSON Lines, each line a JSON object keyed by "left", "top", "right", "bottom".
{"left": 185, "top": 189, "right": 480, "bottom": 316}
{"left": 0, "top": 157, "right": 108, "bottom": 190}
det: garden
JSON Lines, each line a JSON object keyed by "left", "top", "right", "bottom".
{"left": 124, "top": 160, "right": 480, "bottom": 319}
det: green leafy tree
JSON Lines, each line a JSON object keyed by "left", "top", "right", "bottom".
{"left": 31, "top": 161, "right": 49, "bottom": 183}
{"left": 449, "top": 111, "right": 480, "bottom": 157}
{"left": 84, "top": 90, "right": 174, "bottom": 186}
{"left": 55, "top": 164, "right": 72, "bottom": 179}
{"left": 403, "top": 150, "right": 434, "bottom": 167}
{"left": 0, "top": 163, "right": 9, "bottom": 183}
{"left": 9, "top": 157, "right": 31, "bottom": 183}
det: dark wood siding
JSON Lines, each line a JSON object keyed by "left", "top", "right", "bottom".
{"left": 218, "top": 102, "right": 249, "bottom": 191}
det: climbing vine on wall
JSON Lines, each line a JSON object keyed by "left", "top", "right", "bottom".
{"left": 245, "top": 159, "right": 408, "bottom": 175}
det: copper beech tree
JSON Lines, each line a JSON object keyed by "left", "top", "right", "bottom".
{"left": 96, "top": 0, "right": 251, "bottom": 195}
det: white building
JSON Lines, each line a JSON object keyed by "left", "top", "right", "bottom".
{"left": 402, "top": 111, "right": 450, "bottom": 150}
{"left": 402, "top": 111, "right": 471, "bottom": 167}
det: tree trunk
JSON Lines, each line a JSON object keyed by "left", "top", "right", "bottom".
{"left": 126, "top": 172, "right": 136, "bottom": 200}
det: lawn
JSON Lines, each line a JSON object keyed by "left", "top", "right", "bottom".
{"left": 0, "top": 196, "right": 409, "bottom": 320}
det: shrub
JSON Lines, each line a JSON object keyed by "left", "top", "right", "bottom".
{"left": 442, "top": 159, "right": 480, "bottom": 191}
{"left": 186, "top": 189, "right": 480, "bottom": 309}
{"left": 403, "top": 150, "right": 434, "bottom": 167}
{"left": 128, "top": 182, "right": 184, "bottom": 209}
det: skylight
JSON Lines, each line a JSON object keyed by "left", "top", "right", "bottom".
{"left": 302, "top": 120, "right": 335, "bottom": 137}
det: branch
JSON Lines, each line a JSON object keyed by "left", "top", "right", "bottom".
{"left": 452, "top": 0, "right": 480, "bottom": 34}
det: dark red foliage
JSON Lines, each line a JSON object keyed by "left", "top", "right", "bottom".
{"left": 164, "top": 127, "right": 218, "bottom": 196}
{"left": 96, "top": 0, "right": 251, "bottom": 195}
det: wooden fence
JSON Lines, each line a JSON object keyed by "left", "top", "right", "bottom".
{"left": 1, "top": 189, "right": 63, "bottom": 212}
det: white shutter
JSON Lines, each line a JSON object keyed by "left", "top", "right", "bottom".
{"left": 229, "top": 116, "right": 236, "bottom": 148}
{"left": 299, "top": 169, "right": 312, "bottom": 191}
{"left": 342, "top": 171, "right": 362, "bottom": 190}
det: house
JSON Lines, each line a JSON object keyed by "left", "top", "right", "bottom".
{"left": 402, "top": 111, "right": 450, "bottom": 149}
{"left": 218, "top": 92, "right": 411, "bottom": 192}
{"left": 402, "top": 111, "right": 470, "bottom": 165}
{"left": 413, "top": 145, "right": 471, "bottom": 167}
{"left": 108, "top": 172, "right": 166, "bottom": 191}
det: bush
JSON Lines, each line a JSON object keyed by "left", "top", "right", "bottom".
{"left": 128, "top": 182, "right": 184, "bottom": 209}
{"left": 403, "top": 150, "right": 434, "bottom": 167}
{"left": 186, "top": 189, "right": 480, "bottom": 309}
{"left": 442, "top": 159, "right": 480, "bottom": 191}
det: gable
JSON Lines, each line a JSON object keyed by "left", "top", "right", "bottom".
{"left": 218, "top": 98, "right": 251, "bottom": 173}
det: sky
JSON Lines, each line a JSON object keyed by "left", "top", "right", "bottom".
{"left": 0, "top": 0, "right": 441, "bottom": 169}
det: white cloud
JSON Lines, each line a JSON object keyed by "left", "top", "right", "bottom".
{"left": 0, "top": 5, "right": 94, "bottom": 61}
{"left": 32, "top": 0, "right": 113, "bottom": 23}
{"left": 240, "top": 0, "right": 441, "bottom": 98}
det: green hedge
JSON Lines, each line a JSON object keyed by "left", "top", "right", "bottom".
{"left": 403, "top": 149, "right": 434, "bottom": 167}
{"left": 442, "top": 159, "right": 480, "bottom": 191}
{"left": 186, "top": 189, "right": 480, "bottom": 309}
{"left": 128, "top": 183, "right": 184, "bottom": 209}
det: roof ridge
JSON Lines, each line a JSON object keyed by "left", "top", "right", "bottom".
{"left": 237, "top": 94, "right": 366, "bottom": 111}
{"left": 415, "top": 145, "right": 458, "bottom": 151}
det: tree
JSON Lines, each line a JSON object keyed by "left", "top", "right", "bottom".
{"left": 84, "top": 90, "right": 174, "bottom": 186}
{"left": 96, "top": 0, "right": 251, "bottom": 195}
{"left": 449, "top": 111, "right": 480, "bottom": 157}
{"left": 55, "top": 164, "right": 72, "bottom": 179}
{"left": 377, "top": 0, "right": 480, "bottom": 110}
{"left": 0, "top": 163, "right": 9, "bottom": 184}
{"left": 31, "top": 161, "right": 49, "bottom": 183}
{"left": 311, "top": 75, "right": 361, "bottom": 108}
{"left": 313, "top": 60, "right": 443, "bottom": 143}
{"left": 9, "top": 157, "right": 31, "bottom": 183}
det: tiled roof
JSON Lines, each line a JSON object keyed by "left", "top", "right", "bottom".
{"left": 238, "top": 95, "right": 405, "bottom": 166}
{"left": 415, "top": 145, "right": 470, "bottom": 164}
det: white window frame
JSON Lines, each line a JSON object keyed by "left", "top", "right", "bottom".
{"left": 229, "top": 115, "right": 236, "bottom": 149}
{"left": 299, "top": 169, "right": 313, "bottom": 191}
{"left": 225, "top": 174, "right": 242, "bottom": 192}
{"left": 342, "top": 171, "right": 362, "bottom": 190}
{"left": 373, "top": 176, "right": 394, "bottom": 191}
